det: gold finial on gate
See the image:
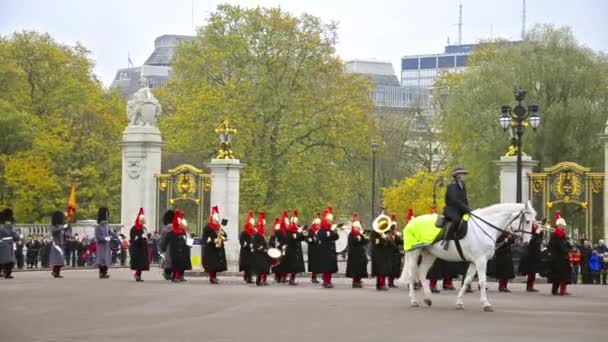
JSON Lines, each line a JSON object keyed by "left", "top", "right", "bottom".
{"left": 214, "top": 119, "right": 237, "bottom": 159}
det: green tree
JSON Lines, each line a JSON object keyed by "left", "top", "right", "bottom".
{"left": 383, "top": 170, "right": 449, "bottom": 219}
{"left": 0, "top": 31, "right": 124, "bottom": 222}
{"left": 437, "top": 25, "right": 608, "bottom": 206}
{"left": 159, "top": 5, "right": 375, "bottom": 221}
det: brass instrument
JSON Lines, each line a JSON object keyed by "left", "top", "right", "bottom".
{"left": 214, "top": 229, "right": 226, "bottom": 248}
{"left": 372, "top": 214, "right": 391, "bottom": 244}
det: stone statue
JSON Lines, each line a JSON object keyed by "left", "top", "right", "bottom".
{"left": 127, "top": 77, "right": 162, "bottom": 126}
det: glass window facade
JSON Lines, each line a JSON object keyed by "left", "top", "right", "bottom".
{"left": 420, "top": 57, "right": 437, "bottom": 69}
{"left": 456, "top": 55, "right": 468, "bottom": 67}
{"left": 438, "top": 56, "right": 455, "bottom": 68}
{"left": 402, "top": 58, "right": 419, "bottom": 70}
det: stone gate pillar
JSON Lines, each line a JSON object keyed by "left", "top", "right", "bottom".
{"left": 495, "top": 155, "right": 539, "bottom": 204}
{"left": 120, "top": 78, "right": 163, "bottom": 235}
{"left": 207, "top": 159, "right": 244, "bottom": 271}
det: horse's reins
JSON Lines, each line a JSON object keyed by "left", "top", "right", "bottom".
{"left": 469, "top": 210, "right": 528, "bottom": 244}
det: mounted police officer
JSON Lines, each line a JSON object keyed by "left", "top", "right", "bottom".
{"left": 442, "top": 167, "right": 471, "bottom": 250}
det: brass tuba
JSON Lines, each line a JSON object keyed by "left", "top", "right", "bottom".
{"left": 372, "top": 213, "right": 391, "bottom": 241}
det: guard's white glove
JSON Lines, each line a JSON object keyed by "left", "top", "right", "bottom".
{"left": 357, "top": 235, "right": 361, "bottom": 241}
{"left": 134, "top": 235, "right": 138, "bottom": 240}
{"left": 207, "top": 237, "right": 212, "bottom": 243}
{"left": 105, "top": 237, "right": 111, "bottom": 242}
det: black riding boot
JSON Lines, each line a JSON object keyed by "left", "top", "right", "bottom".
{"left": 441, "top": 222, "right": 453, "bottom": 250}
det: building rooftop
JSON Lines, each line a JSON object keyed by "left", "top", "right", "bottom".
{"left": 345, "top": 60, "right": 400, "bottom": 87}
{"left": 144, "top": 35, "right": 196, "bottom": 66}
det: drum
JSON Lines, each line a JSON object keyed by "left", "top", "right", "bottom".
{"left": 268, "top": 248, "right": 282, "bottom": 266}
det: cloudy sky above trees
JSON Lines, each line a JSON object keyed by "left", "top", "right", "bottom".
{"left": 1, "top": 0, "right": 606, "bottom": 86}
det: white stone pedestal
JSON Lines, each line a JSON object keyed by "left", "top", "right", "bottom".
{"left": 599, "top": 128, "right": 608, "bottom": 241}
{"left": 120, "top": 125, "right": 163, "bottom": 235}
{"left": 206, "top": 159, "right": 244, "bottom": 271}
{"left": 495, "top": 155, "right": 539, "bottom": 204}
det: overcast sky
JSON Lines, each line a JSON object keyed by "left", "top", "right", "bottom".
{"left": 1, "top": 0, "right": 606, "bottom": 86}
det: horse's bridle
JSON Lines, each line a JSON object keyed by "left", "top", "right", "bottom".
{"left": 469, "top": 209, "right": 533, "bottom": 244}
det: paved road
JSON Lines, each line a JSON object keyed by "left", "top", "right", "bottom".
{"left": 2, "top": 269, "right": 606, "bottom": 342}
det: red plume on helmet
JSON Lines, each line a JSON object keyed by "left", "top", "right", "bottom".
{"left": 172, "top": 210, "right": 185, "bottom": 234}
{"left": 390, "top": 214, "right": 397, "bottom": 228}
{"left": 321, "top": 207, "right": 333, "bottom": 231}
{"left": 555, "top": 210, "right": 561, "bottom": 224}
{"left": 244, "top": 210, "right": 255, "bottom": 236}
{"left": 209, "top": 206, "right": 220, "bottom": 230}
{"left": 134, "top": 208, "right": 144, "bottom": 230}
{"left": 273, "top": 218, "right": 281, "bottom": 235}
{"left": 289, "top": 210, "right": 299, "bottom": 233}
{"left": 280, "top": 210, "right": 289, "bottom": 234}
{"left": 406, "top": 208, "right": 414, "bottom": 224}
{"left": 256, "top": 211, "right": 266, "bottom": 236}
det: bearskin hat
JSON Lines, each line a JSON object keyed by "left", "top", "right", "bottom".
{"left": 1, "top": 208, "right": 14, "bottom": 224}
{"left": 52, "top": 211, "right": 65, "bottom": 226}
{"left": 97, "top": 207, "right": 109, "bottom": 224}
{"left": 163, "top": 210, "right": 175, "bottom": 226}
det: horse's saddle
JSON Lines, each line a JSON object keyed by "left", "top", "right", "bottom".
{"left": 433, "top": 215, "right": 468, "bottom": 243}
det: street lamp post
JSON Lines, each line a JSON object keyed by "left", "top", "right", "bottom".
{"left": 432, "top": 177, "right": 445, "bottom": 213}
{"left": 371, "top": 139, "right": 379, "bottom": 221}
{"left": 499, "top": 88, "right": 541, "bottom": 203}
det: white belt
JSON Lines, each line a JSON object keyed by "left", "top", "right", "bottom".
{"left": 1, "top": 237, "right": 13, "bottom": 241}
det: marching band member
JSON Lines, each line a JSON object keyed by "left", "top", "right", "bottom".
{"left": 159, "top": 210, "right": 176, "bottom": 280}
{"left": 346, "top": 213, "right": 368, "bottom": 288}
{"left": 0, "top": 209, "right": 20, "bottom": 279}
{"left": 239, "top": 211, "right": 256, "bottom": 284}
{"left": 317, "top": 207, "right": 339, "bottom": 288}
{"left": 549, "top": 215, "right": 571, "bottom": 296}
{"left": 161, "top": 210, "right": 192, "bottom": 283}
{"left": 202, "top": 206, "right": 228, "bottom": 284}
{"left": 493, "top": 234, "right": 516, "bottom": 292}
{"left": 251, "top": 211, "right": 270, "bottom": 286}
{"left": 284, "top": 210, "right": 306, "bottom": 285}
{"left": 129, "top": 208, "right": 149, "bottom": 282}
{"left": 519, "top": 219, "right": 545, "bottom": 292}
{"left": 269, "top": 212, "right": 288, "bottom": 283}
{"left": 49, "top": 211, "right": 69, "bottom": 278}
{"left": 388, "top": 214, "right": 403, "bottom": 288}
{"left": 95, "top": 207, "right": 117, "bottom": 279}
{"left": 306, "top": 213, "right": 322, "bottom": 284}
{"left": 371, "top": 212, "right": 393, "bottom": 291}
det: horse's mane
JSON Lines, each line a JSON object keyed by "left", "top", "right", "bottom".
{"left": 473, "top": 203, "right": 524, "bottom": 217}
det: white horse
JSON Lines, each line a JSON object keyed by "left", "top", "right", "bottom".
{"left": 398, "top": 202, "right": 537, "bottom": 312}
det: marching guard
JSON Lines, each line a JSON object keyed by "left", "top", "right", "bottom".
{"left": 95, "top": 207, "right": 118, "bottom": 279}
{"left": 0, "top": 209, "right": 20, "bottom": 279}
{"left": 519, "top": 221, "right": 544, "bottom": 292}
{"left": 492, "top": 234, "right": 516, "bottom": 292}
{"left": 160, "top": 210, "right": 192, "bottom": 283}
{"left": 239, "top": 211, "right": 256, "bottom": 284}
{"left": 306, "top": 213, "right": 321, "bottom": 283}
{"left": 388, "top": 214, "right": 404, "bottom": 288}
{"left": 283, "top": 210, "right": 306, "bottom": 285}
{"left": 251, "top": 211, "right": 270, "bottom": 286}
{"left": 49, "top": 211, "right": 69, "bottom": 278}
{"left": 317, "top": 207, "right": 339, "bottom": 288}
{"left": 549, "top": 215, "right": 571, "bottom": 296}
{"left": 202, "top": 206, "right": 228, "bottom": 284}
{"left": 371, "top": 212, "right": 393, "bottom": 291}
{"left": 159, "top": 210, "right": 175, "bottom": 280}
{"left": 129, "top": 208, "right": 150, "bottom": 282}
{"left": 269, "top": 212, "right": 288, "bottom": 283}
{"left": 346, "top": 213, "right": 369, "bottom": 288}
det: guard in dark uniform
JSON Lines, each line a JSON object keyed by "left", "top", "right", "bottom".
{"left": 269, "top": 212, "right": 289, "bottom": 283}
{"left": 159, "top": 210, "right": 175, "bottom": 280}
{"left": 161, "top": 210, "right": 192, "bottom": 283}
{"left": 251, "top": 211, "right": 270, "bottom": 286}
{"left": 0, "top": 209, "right": 20, "bottom": 279}
{"left": 129, "top": 208, "right": 150, "bottom": 282}
{"left": 346, "top": 213, "right": 369, "bottom": 288}
{"left": 442, "top": 167, "right": 471, "bottom": 250}
{"left": 371, "top": 212, "right": 393, "bottom": 291}
{"left": 491, "top": 234, "right": 516, "bottom": 292}
{"left": 388, "top": 214, "right": 404, "bottom": 288}
{"left": 519, "top": 222, "right": 544, "bottom": 292}
{"left": 317, "top": 207, "right": 339, "bottom": 288}
{"left": 549, "top": 217, "right": 571, "bottom": 296}
{"left": 239, "top": 211, "right": 255, "bottom": 284}
{"left": 284, "top": 210, "right": 305, "bottom": 285}
{"left": 305, "top": 213, "right": 322, "bottom": 283}
{"left": 202, "top": 206, "right": 228, "bottom": 284}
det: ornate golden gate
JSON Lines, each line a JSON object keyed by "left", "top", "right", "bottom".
{"left": 156, "top": 164, "right": 211, "bottom": 236}
{"left": 529, "top": 162, "right": 604, "bottom": 240}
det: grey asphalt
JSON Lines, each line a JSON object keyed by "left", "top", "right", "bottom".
{"left": 2, "top": 268, "right": 606, "bottom": 342}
